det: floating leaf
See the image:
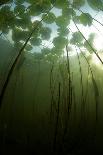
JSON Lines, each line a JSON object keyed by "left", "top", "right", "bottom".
{"left": 55, "top": 0, "right": 69, "bottom": 9}
{"left": 15, "top": 0, "right": 25, "bottom": 5}
{"left": 0, "top": 0, "right": 11, "bottom": 5}
{"left": 53, "top": 36, "right": 68, "bottom": 49}
{"left": 51, "top": 47, "right": 64, "bottom": 56}
{"left": 84, "top": 41, "right": 93, "bottom": 53}
{"left": 78, "top": 13, "right": 93, "bottom": 26}
{"left": 56, "top": 16, "right": 70, "bottom": 28}
{"left": 40, "top": 27, "right": 51, "bottom": 40}
{"left": 87, "top": 0, "right": 103, "bottom": 11}
{"left": 28, "top": 0, "right": 51, "bottom": 15}
{"left": 84, "top": 33, "right": 96, "bottom": 53}
{"left": 42, "top": 12, "right": 56, "bottom": 24}
{"left": 25, "top": 44, "right": 33, "bottom": 51}
{"left": 62, "top": 7, "right": 76, "bottom": 17}
{"left": 57, "top": 27, "right": 69, "bottom": 36}
{"left": 14, "top": 42, "right": 23, "bottom": 49}
{"left": 70, "top": 31, "right": 84, "bottom": 45}
{"left": 30, "top": 38, "right": 41, "bottom": 46}
{"left": 42, "top": 48, "right": 51, "bottom": 56}
{"left": 14, "top": 5, "right": 25, "bottom": 14}
{"left": 73, "top": 0, "right": 85, "bottom": 8}
{"left": 0, "top": 6, "right": 15, "bottom": 28}
{"left": 12, "top": 28, "right": 29, "bottom": 42}
{"left": 15, "top": 13, "right": 32, "bottom": 28}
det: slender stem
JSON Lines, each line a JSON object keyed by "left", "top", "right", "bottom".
{"left": 76, "top": 48, "right": 84, "bottom": 103}
{"left": 53, "top": 82, "right": 60, "bottom": 151}
{"left": 73, "top": 20, "right": 103, "bottom": 65}
{"left": 78, "top": 9, "right": 103, "bottom": 28}
{"left": 68, "top": 26, "right": 99, "bottom": 123}
{"left": 0, "top": 4, "right": 55, "bottom": 105}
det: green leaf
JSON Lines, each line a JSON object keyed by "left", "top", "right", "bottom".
{"left": 56, "top": 16, "right": 70, "bottom": 28}
{"left": 15, "top": 13, "right": 31, "bottom": 28}
{"left": 51, "top": 47, "right": 64, "bottom": 56}
{"left": 25, "top": 44, "right": 33, "bottom": 51}
{"left": 70, "top": 31, "right": 84, "bottom": 45}
{"left": 40, "top": 27, "right": 51, "bottom": 40}
{"left": 14, "top": 5, "right": 25, "bottom": 14}
{"left": 84, "top": 33, "right": 96, "bottom": 53}
{"left": 62, "top": 7, "right": 76, "bottom": 17}
{"left": 42, "top": 48, "right": 51, "bottom": 55}
{"left": 14, "top": 42, "right": 23, "bottom": 49}
{"left": 42, "top": 12, "right": 56, "bottom": 24}
{"left": 87, "top": 0, "right": 103, "bottom": 11}
{"left": 55, "top": 0, "right": 69, "bottom": 9}
{"left": 30, "top": 38, "right": 41, "bottom": 46}
{"left": 73, "top": 0, "right": 85, "bottom": 8}
{"left": 57, "top": 27, "right": 69, "bottom": 36}
{"left": 84, "top": 41, "right": 93, "bottom": 53}
{"left": 0, "top": 0, "right": 12, "bottom": 5}
{"left": 0, "top": 6, "right": 15, "bottom": 26}
{"left": 53, "top": 36, "right": 68, "bottom": 49}
{"left": 28, "top": 0, "right": 51, "bottom": 15}
{"left": 15, "top": 0, "right": 25, "bottom": 4}
{"left": 12, "top": 28, "right": 29, "bottom": 42}
{"left": 78, "top": 13, "right": 93, "bottom": 26}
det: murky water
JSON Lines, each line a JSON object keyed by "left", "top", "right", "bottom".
{"left": 0, "top": 0, "right": 103, "bottom": 154}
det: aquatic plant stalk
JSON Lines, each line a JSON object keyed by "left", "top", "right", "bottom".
{"left": 68, "top": 25, "right": 99, "bottom": 123}
{"left": 53, "top": 82, "right": 60, "bottom": 151}
{"left": 75, "top": 47, "right": 84, "bottom": 105}
{"left": 78, "top": 8, "right": 103, "bottom": 28}
{"left": 0, "top": 4, "right": 55, "bottom": 106}
{"left": 73, "top": 20, "right": 103, "bottom": 65}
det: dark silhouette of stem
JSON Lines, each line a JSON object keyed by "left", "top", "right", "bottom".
{"left": 0, "top": 4, "right": 55, "bottom": 106}
{"left": 78, "top": 9, "right": 103, "bottom": 28}
{"left": 53, "top": 82, "right": 60, "bottom": 151}
{"left": 73, "top": 20, "right": 103, "bottom": 65}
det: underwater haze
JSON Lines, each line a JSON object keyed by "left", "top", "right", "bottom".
{"left": 0, "top": 0, "right": 103, "bottom": 154}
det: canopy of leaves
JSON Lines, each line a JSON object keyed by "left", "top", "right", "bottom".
{"left": 0, "top": 0, "right": 101, "bottom": 56}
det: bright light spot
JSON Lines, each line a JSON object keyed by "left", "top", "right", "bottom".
{"left": 91, "top": 53, "right": 103, "bottom": 70}
{"left": 93, "top": 35, "right": 103, "bottom": 50}
{"left": 92, "top": 54, "right": 100, "bottom": 65}
{"left": 62, "top": 45, "right": 81, "bottom": 57}
{"left": 51, "top": 7, "right": 62, "bottom": 17}
{"left": 42, "top": 40, "right": 54, "bottom": 48}
{"left": 7, "top": 30, "right": 14, "bottom": 44}
{"left": 63, "top": 50, "right": 76, "bottom": 57}
{"left": 31, "top": 16, "right": 41, "bottom": 23}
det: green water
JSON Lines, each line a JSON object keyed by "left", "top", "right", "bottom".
{"left": 0, "top": 45, "right": 103, "bottom": 154}
{"left": 0, "top": 0, "right": 103, "bottom": 154}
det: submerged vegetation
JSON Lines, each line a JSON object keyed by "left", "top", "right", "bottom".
{"left": 0, "top": 0, "right": 103, "bottom": 154}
